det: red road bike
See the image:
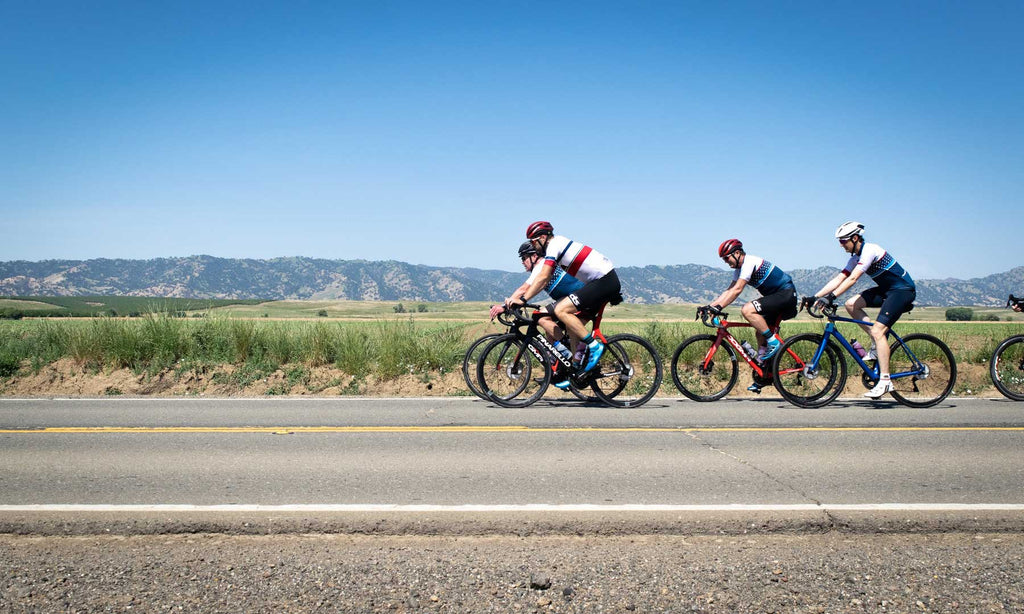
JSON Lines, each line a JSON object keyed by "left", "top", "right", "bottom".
{"left": 670, "top": 306, "right": 792, "bottom": 401}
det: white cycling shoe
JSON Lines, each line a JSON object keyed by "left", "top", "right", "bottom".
{"left": 864, "top": 378, "right": 894, "bottom": 399}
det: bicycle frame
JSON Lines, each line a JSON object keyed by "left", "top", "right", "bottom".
{"left": 499, "top": 303, "right": 609, "bottom": 377}
{"left": 703, "top": 319, "right": 771, "bottom": 379}
{"left": 801, "top": 312, "right": 928, "bottom": 382}
{"left": 698, "top": 311, "right": 787, "bottom": 380}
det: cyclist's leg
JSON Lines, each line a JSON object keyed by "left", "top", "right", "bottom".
{"left": 871, "top": 289, "right": 915, "bottom": 375}
{"left": 740, "top": 302, "right": 769, "bottom": 339}
{"left": 845, "top": 291, "right": 878, "bottom": 338}
{"left": 747, "top": 287, "right": 795, "bottom": 360}
{"left": 553, "top": 298, "right": 588, "bottom": 348}
{"left": 537, "top": 307, "right": 564, "bottom": 343}
{"left": 556, "top": 271, "right": 620, "bottom": 371}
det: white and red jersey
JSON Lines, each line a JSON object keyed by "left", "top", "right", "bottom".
{"left": 541, "top": 235, "right": 614, "bottom": 283}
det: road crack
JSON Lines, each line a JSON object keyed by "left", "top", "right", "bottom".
{"left": 684, "top": 431, "right": 836, "bottom": 526}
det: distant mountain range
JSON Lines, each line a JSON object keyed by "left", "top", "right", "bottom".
{"left": 0, "top": 256, "right": 1020, "bottom": 307}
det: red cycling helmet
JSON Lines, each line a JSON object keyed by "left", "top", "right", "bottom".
{"left": 526, "top": 221, "right": 554, "bottom": 239}
{"left": 718, "top": 239, "right": 743, "bottom": 258}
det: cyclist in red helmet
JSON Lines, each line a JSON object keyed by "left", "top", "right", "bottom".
{"left": 707, "top": 239, "right": 798, "bottom": 389}
{"left": 490, "top": 241, "right": 588, "bottom": 386}
{"left": 512, "top": 221, "right": 621, "bottom": 376}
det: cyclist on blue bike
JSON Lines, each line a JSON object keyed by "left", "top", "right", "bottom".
{"left": 707, "top": 239, "right": 798, "bottom": 390}
{"left": 807, "top": 221, "right": 917, "bottom": 399}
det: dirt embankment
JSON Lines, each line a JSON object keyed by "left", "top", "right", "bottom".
{"left": 0, "top": 358, "right": 998, "bottom": 398}
{"left": 0, "top": 359, "right": 468, "bottom": 398}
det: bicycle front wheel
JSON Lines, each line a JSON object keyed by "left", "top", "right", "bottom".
{"left": 462, "top": 333, "right": 502, "bottom": 399}
{"left": 476, "top": 334, "right": 550, "bottom": 408}
{"left": 589, "top": 334, "right": 663, "bottom": 408}
{"left": 670, "top": 334, "right": 738, "bottom": 402}
{"left": 991, "top": 335, "right": 1024, "bottom": 401}
{"left": 889, "top": 333, "right": 956, "bottom": 408}
{"left": 772, "top": 333, "right": 846, "bottom": 408}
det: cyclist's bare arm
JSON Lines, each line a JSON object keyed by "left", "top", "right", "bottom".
{"left": 816, "top": 270, "right": 862, "bottom": 299}
{"left": 512, "top": 264, "right": 554, "bottom": 305}
{"left": 503, "top": 281, "right": 532, "bottom": 307}
{"left": 710, "top": 279, "right": 745, "bottom": 310}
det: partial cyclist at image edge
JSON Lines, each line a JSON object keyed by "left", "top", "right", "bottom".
{"left": 706, "top": 239, "right": 798, "bottom": 392}
{"left": 515, "top": 221, "right": 622, "bottom": 379}
{"left": 989, "top": 294, "right": 1024, "bottom": 402}
{"left": 806, "top": 221, "right": 916, "bottom": 400}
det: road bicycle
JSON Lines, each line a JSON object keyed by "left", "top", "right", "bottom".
{"left": 476, "top": 302, "right": 663, "bottom": 408}
{"left": 771, "top": 298, "right": 957, "bottom": 408}
{"left": 670, "top": 306, "right": 790, "bottom": 401}
{"left": 462, "top": 327, "right": 595, "bottom": 403}
{"left": 990, "top": 294, "right": 1024, "bottom": 401}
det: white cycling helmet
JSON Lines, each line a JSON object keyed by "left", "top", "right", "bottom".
{"left": 835, "top": 221, "right": 865, "bottom": 240}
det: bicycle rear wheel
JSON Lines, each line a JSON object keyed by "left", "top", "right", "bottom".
{"left": 588, "top": 334, "right": 663, "bottom": 408}
{"left": 476, "top": 334, "right": 550, "bottom": 408}
{"left": 462, "top": 333, "right": 502, "bottom": 399}
{"left": 772, "top": 333, "right": 846, "bottom": 408}
{"left": 670, "top": 334, "right": 738, "bottom": 402}
{"left": 888, "top": 333, "right": 956, "bottom": 408}
{"left": 990, "top": 335, "right": 1024, "bottom": 401}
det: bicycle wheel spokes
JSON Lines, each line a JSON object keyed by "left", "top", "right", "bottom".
{"left": 889, "top": 333, "right": 957, "bottom": 408}
{"left": 670, "top": 334, "right": 738, "bottom": 402}
{"left": 991, "top": 335, "right": 1024, "bottom": 401}
{"left": 476, "top": 335, "right": 550, "bottom": 408}
{"left": 772, "top": 333, "right": 846, "bottom": 408}
{"left": 589, "top": 334, "right": 663, "bottom": 408}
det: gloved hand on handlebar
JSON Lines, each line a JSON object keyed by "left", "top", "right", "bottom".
{"left": 489, "top": 304, "right": 506, "bottom": 319}
{"left": 799, "top": 296, "right": 815, "bottom": 311}
{"left": 813, "top": 293, "right": 836, "bottom": 311}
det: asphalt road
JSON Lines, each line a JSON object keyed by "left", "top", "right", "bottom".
{"left": 4, "top": 397, "right": 1024, "bottom": 612}
{"left": 2, "top": 396, "right": 1023, "bottom": 535}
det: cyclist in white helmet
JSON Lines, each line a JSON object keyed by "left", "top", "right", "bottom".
{"left": 807, "top": 221, "right": 917, "bottom": 399}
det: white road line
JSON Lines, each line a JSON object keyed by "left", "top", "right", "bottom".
{"left": 2, "top": 504, "right": 1023, "bottom": 513}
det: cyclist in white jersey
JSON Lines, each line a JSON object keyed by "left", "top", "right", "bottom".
{"left": 509, "top": 221, "right": 621, "bottom": 374}
{"left": 808, "top": 221, "right": 917, "bottom": 399}
{"left": 491, "top": 242, "right": 586, "bottom": 373}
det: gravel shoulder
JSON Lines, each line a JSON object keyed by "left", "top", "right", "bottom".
{"left": 4, "top": 532, "right": 1024, "bottom": 613}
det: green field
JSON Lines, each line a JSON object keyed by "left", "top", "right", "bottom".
{"left": 3, "top": 296, "right": 1021, "bottom": 322}
{"left": 0, "top": 296, "right": 263, "bottom": 318}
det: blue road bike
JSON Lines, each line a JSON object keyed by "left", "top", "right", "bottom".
{"left": 771, "top": 298, "right": 957, "bottom": 408}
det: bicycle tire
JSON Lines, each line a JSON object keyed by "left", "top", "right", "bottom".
{"left": 990, "top": 335, "right": 1024, "bottom": 401}
{"left": 772, "top": 333, "right": 846, "bottom": 408}
{"left": 462, "top": 333, "right": 502, "bottom": 399}
{"left": 888, "top": 333, "right": 957, "bottom": 408}
{"left": 670, "top": 334, "right": 738, "bottom": 402}
{"left": 476, "top": 334, "right": 551, "bottom": 408}
{"left": 588, "top": 334, "right": 663, "bottom": 408}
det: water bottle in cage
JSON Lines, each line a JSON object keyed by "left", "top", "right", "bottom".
{"left": 740, "top": 341, "right": 757, "bottom": 359}
{"left": 851, "top": 339, "right": 867, "bottom": 358}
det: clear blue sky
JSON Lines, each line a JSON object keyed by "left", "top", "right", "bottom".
{"left": 2, "top": 1, "right": 1021, "bottom": 280}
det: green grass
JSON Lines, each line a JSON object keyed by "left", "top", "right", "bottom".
{"left": 2, "top": 300, "right": 1023, "bottom": 396}
{"left": 0, "top": 315, "right": 476, "bottom": 381}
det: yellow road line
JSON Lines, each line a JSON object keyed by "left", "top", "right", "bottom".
{"left": 2, "top": 426, "right": 1024, "bottom": 434}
